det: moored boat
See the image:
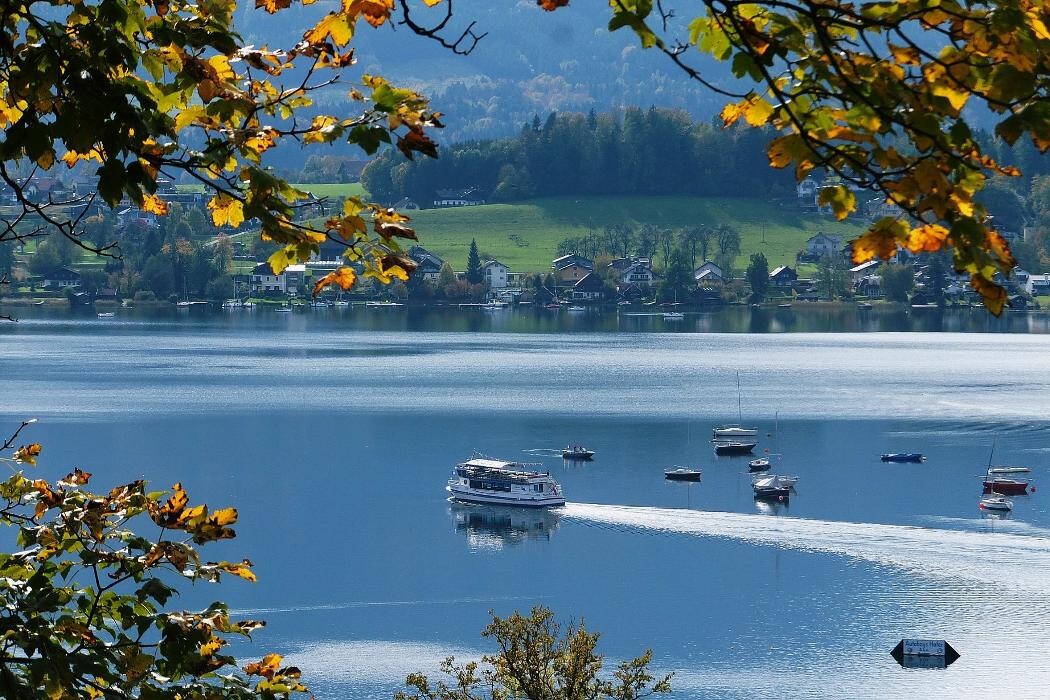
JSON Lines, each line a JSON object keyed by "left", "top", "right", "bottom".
{"left": 881, "top": 453, "right": 926, "bottom": 463}
{"left": 748, "top": 458, "right": 770, "bottom": 472}
{"left": 96, "top": 312, "right": 115, "bottom": 318}
{"left": 752, "top": 475, "right": 791, "bottom": 501}
{"left": 713, "top": 440, "right": 756, "bottom": 455}
{"left": 988, "top": 467, "right": 1031, "bottom": 475}
{"left": 662, "top": 311, "right": 685, "bottom": 320}
{"left": 979, "top": 494, "right": 1013, "bottom": 512}
{"left": 664, "top": 468, "right": 702, "bottom": 482}
{"left": 562, "top": 446, "right": 594, "bottom": 461}
{"left": 713, "top": 372, "right": 757, "bottom": 438}
{"left": 447, "top": 457, "right": 565, "bottom": 507}
{"left": 983, "top": 477, "right": 1029, "bottom": 495}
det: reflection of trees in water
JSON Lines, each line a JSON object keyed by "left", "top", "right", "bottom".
{"left": 450, "top": 504, "right": 560, "bottom": 550}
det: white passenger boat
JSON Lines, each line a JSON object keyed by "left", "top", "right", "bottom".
{"left": 447, "top": 457, "right": 566, "bottom": 508}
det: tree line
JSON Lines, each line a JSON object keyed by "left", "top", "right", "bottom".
{"left": 361, "top": 107, "right": 794, "bottom": 205}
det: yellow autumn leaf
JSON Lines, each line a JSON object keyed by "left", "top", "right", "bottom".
{"left": 219, "top": 559, "right": 258, "bottom": 583}
{"left": 743, "top": 97, "right": 774, "bottom": 127}
{"left": 904, "top": 223, "right": 949, "bottom": 253}
{"left": 305, "top": 12, "right": 354, "bottom": 45}
{"left": 210, "top": 507, "right": 238, "bottom": 526}
{"left": 141, "top": 194, "right": 169, "bottom": 216}
{"left": 208, "top": 194, "right": 245, "bottom": 228}
{"left": 36, "top": 149, "right": 56, "bottom": 170}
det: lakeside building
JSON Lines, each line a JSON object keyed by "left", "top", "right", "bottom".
{"left": 43, "top": 267, "right": 82, "bottom": 289}
{"left": 481, "top": 259, "right": 509, "bottom": 289}
{"left": 551, "top": 253, "right": 593, "bottom": 284}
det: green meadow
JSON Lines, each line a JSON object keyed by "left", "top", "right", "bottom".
{"left": 405, "top": 196, "right": 866, "bottom": 273}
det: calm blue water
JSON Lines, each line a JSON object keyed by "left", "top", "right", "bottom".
{"left": 4, "top": 310, "right": 1050, "bottom": 698}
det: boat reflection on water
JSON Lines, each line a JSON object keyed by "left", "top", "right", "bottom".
{"left": 449, "top": 503, "right": 561, "bottom": 551}
{"left": 754, "top": 499, "right": 789, "bottom": 516}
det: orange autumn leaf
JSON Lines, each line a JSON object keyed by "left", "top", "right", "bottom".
{"left": 13, "top": 443, "right": 41, "bottom": 465}
{"left": 312, "top": 267, "right": 357, "bottom": 296}
{"left": 904, "top": 223, "right": 950, "bottom": 253}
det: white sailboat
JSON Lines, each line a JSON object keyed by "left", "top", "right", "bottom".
{"left": 713, "top": 372, "right": 757, "bottom": 438}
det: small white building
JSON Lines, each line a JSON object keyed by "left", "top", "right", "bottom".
{"left": 481, "top": 259, "right": 509, "bottom": 289}
{"left": 1026, "top": 274, "right": 1050, "bottom": 297}
{"left": 250, "top": 262, "right": 305, "bottom": 295}
{"left": 803, "top": 233, "right": 842, "bottom": 257}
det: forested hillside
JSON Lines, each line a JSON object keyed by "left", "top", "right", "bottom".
{"left": 362, "top": 108, "right": 794, "bottom": 205}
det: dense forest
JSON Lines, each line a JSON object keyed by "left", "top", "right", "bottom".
{"left": 361, "top": 108, "right": 795, "bottom": 205}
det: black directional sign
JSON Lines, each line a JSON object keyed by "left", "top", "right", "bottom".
{"left": 891, "top": 639, "right": 960, "bottom": 669}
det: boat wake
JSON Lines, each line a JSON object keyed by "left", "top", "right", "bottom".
{"left": 564, "top": 503, "right": 1050, "bottom": 593}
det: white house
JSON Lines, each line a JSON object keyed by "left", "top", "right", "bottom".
{"left": 250, "top": 262, "right": 305, "bottom": 295}
{"left": 803, "top": 233, "right": 842, "bottom": 258}
{"left": 620, "top": 260, "right": 656, "bottom": 287}
{"left": 481, "top": 259, "right": 509, "bottom": 289}
{"left": 1026, "top": 274, "right": 1050, "bottom": 297}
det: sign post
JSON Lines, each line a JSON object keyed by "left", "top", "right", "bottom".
{"left": 890, "top": 639, "right": 960, "bottom": 669}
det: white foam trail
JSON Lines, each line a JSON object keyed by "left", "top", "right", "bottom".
{"left": 564, "top": 503, "right": 1050, "bottom": 592}
{"left": 230, "top": 594, "right": 549, "bottom": 616}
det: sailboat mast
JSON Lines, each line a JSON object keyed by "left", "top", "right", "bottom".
{"left": 736, "top": 371, "right": 742, "bottom": 423}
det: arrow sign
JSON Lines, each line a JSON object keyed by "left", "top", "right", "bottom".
{"left": 890, "top": 639, "right": 960, "bottom": 669}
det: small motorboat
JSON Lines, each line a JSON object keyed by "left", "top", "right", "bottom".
{"left": 96, "top": 312, "right": 116, "bottom": 318}
{"left": 713, "top": 440, "right": 757, "bottom": 456}
{"left": 665, "top": 468, "right": 702, "bottom": 482}
{"left": 274, "top": 306, "right": 291, "bottom": 313}
{"left": 857, "top": 302, "right": 873, "bottom": 310}
{"left": 562, "top": 446, "right": 595, "bottom": 461}
{"left": 748, "top": 458, "right": 771, "bottom": 472}
{"left": 752, "top": 475, "right": 790, "bottom": 501}
{"left": 988, "top": 467, "right": 1031, "bottom": 475}
{"left": 979, "top": 494, "right": 1013, "bottom": 512}
{"left": 662, "top": 311, "right": 685, "bottom": 320}
{"left": 777, "top": 303, "right": 792, "bottom": 309}
{"left": 881, "top": 453, "right": 926, "bottom": 463}
{"left": 567, "top": 305, "right": 586, "bottom": 312}
{"left": 544, "top": 303, "right": 561, "bottom": 310}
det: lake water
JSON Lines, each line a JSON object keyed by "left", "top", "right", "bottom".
{"left": 4, "top": 308, "right": 1050, "bottom": 698}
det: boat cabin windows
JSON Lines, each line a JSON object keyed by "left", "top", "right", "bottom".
{"left": 533, "top": 484, "right": 544, "bottom": 493}
{"left": 468, "top": 479, "right": 512, "bottom": 493}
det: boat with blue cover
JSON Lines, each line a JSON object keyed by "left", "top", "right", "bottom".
{"left": 447, "top": 457, "right": 566, "bottom": 508}
{"left": 881, "top": 453, "right": 926, "bottom": 463}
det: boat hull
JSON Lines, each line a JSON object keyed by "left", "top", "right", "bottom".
{"left": 664, "top": 471, "right": 702, "bottom": 482}
{"left": 754, "top": 488, "right": 790, "bottom": 501}
{"left": 563, "top": 452, "right": 594, "bottom": 461}
{"left": 447, "top": 485, "right": 565, "bottom": 508}
{"left": 983, "top": 481, "right": 1028, "bottom": 495}
{"left": 714, "top": 442, "right": 756, "bottom": 455}
{"left": 881, "top": 453, "right": 926, "bottom": 463}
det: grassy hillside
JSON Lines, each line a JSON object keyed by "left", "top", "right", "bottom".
{"left": 407, "top": 196, "right": 867, "bottom": 273}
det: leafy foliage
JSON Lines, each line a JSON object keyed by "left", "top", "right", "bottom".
{"left": 0, "top": 0, "right": 447, "bottom": 297}
{"left": 590, "top": 0, "right": 1050, "bottom": 312}
{"left": 395, "top": 606, "right": 672, "bottom": 700}
{"left": 0, "top": 420, "right": 307, "bottom": 698}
